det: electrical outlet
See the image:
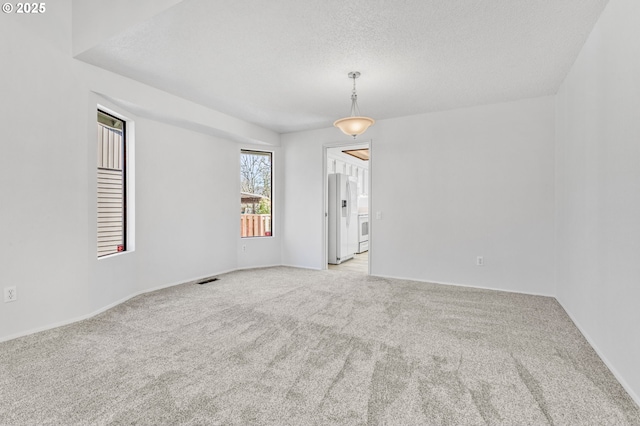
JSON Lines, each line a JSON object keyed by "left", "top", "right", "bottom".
{"left": 476, "top": 256, "right": 484, "bottom": 266}
{"left": 4, "top": 286, "right": 17, "bottom": 302}
{"left": 242, "top": 245, "right": 246, "bottom": 252}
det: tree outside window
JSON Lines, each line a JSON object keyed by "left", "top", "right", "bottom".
{"left": 240, "top": 150, "right": 272, "bottom": 237}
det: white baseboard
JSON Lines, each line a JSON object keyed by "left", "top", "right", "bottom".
{"left": 2, "top": 265, "right": 311, "bottom": 343}
{"left": 372, "top": 272, "right": 639, "bottom": 405}
{"left": 4, "top": 265, "right": 638, "bottom": 410}
{"left": 369, "top": 272, "right": 556, "bottom": 298}
{"left": 280, "top": 263, "right": 322, "bottom": 271}
{"left": 235, "top": 263, "right": 283, "bottom": 271}
{"left": 556, "top": 299, "right": 640, "bottom": 408}
{"left": 0, "top": 268, "right": 237, "bottom": 344}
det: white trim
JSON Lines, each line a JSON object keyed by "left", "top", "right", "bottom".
{"left": 0, "top": 268, "right": 236, "bottom": 344}
{"left": 322, "top": 139, "right": 372, "bottom": 274}
{"left": 367, "top": 140, "right": 373, "bottom": 276}
{"left": 5, "top": 263, "right": 639, "bottom": 409}
{"left": 370, "top": 272, "right": 556, "bottom": 298}
{"left": 235, "top": 263, "right": 282, "bottom": 271}
{"left": 97, "top": 250, "right": 133, "bottom": 261}
{"left": 556, "top": 300, "right": 640, "bottom": 408}
{"left": 327, "top": 144, "right": 369, "bottom": 171}
{"left": 370, "top": 273, "right": 640, "bottom": 405}
{"left": 239, "top": 147, "right": 275, "bottom": 238}
{"left": 96, "top": 103, "right": 136, "bottom": 254}
{"left": 280, "top": 264, "right": 323, "bottom": 271}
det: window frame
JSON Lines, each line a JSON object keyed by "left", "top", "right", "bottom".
{"left": 240, "top": 149, "right": 274, "bottom": 239}
{"left": 97, "top": 108, "right": 128, "bottom": 258}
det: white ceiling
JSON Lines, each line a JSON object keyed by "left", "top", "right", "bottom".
{"left": 77, "top": 0, "right": 609, "bottom": 134}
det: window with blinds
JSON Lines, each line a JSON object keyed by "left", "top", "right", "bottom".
{"left": 97, "top": 110, "right": 126, "bottom": 257}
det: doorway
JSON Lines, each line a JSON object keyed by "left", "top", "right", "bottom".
{"left": 324, "top": 141, "right": 371, "bottom": 274}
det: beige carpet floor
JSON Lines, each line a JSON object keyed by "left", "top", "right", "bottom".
{"left": 1, "top": 266, "right": 638, "bottom": 425}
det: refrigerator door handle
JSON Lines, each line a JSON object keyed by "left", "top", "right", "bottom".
{"left": 346, "top": 180, "right": 351, "bottom": 226}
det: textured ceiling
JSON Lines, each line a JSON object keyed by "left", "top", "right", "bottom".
{"left": 77, "top": 0, "right": 609, "bottom": 134}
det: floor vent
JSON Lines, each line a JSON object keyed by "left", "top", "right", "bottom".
{"left": 198, "top": 277, "right": 220, "bottom": 285}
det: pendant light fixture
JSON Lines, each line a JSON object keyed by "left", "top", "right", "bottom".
{"left": 333, "top": 71, "right": 375, "bottom": 138}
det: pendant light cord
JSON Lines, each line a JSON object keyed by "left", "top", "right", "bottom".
{"left": 350, "top": 75, "right": 361, "bottom": 117}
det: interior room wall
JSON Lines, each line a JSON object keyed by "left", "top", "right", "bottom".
{"left": 282, "top": 96, "right": 556, "bottom": 296}
{"left": 373, "top": 97, "right": 556, "bottom": 295}
{"left": 555, "top": 0, "right": 640, "bottom": 404}
{"left": 280, "top": 128, "right": 336, "bottom": 270}
{"left": 0, "top": 1, "right": 91, "bottom": 341}
{"left": 0, "top": 1, "right": 278, "bottom": 341}
{"left": 126, "top": 117, "right": 239, "bottom": 294}
{"left": 0, "top": 1, "right": 98, "bottom": 339}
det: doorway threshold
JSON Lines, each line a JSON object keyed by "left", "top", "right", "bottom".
{"left": 328, "top": 252, "right": 368, "bottom": 274}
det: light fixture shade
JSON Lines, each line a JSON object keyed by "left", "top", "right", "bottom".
{"left": 334, "top": 71, "right": 375, "bottom": 138}
{"left": 333, "top": 116, "right": 375, "bottom": 138}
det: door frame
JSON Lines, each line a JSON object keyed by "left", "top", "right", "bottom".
{"left": 322, "top": 139, "right": 373, "bottom": 274}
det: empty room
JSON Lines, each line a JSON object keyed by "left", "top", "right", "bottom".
{"left": 1, "top": 0, "right": 639, "bottom": 424}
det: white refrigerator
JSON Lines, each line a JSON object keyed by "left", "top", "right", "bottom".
{"left": 328, "top": 173, "right": 359, "bottom": 264}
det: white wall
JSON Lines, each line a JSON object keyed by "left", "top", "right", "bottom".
{"left": 283, "top": 96, "right": 556, "bottom": 296}
{"left": 0, "top": 1, "right": 91, "bottom": 339}
{"left": 281, "top": 128, "right": 336, "bottom": 269}
{"left": 122, "top": 117, "right": 238, "bottom": 294}
{"left": 372, "top": 98, "right": 556, "bottom": 295}
{"left": 0, "top": 1, "right": 280, "bottom": 340}
{"left": 555, "top": 0, "right": 640, "bottom": 404}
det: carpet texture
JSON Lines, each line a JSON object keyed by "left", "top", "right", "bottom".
{"left": 1, "top": 267, "right": 639, "bottom": 425}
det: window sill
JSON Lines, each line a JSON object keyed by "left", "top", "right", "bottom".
{"left": 97, "top": 250, "right": 134, "bottom": 260}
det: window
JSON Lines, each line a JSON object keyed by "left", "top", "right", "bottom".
{"left": 97, "top": 110, "right": 126, "bottom": 257}
{"left": 240, "top": 150, "right": 272, "bottom": 237}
